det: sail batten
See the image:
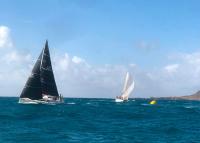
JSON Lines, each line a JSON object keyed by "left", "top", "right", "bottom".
{"left": 41, "top": 67, "right": 53, "bottom": 71}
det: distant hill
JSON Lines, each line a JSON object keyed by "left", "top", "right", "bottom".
{"left": 153, "top": 91, "right": 200, "bottom": 101}
{"left": 178, "top": 91, "right": 200, "bottom": 101}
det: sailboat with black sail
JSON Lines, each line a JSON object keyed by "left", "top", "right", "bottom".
{"left": 19, "top": 41, "right": 64, "bottom": 104}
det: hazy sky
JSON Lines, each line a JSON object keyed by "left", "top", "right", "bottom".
{"left": 1, "top": 0, "right": 200, "bottom": 98}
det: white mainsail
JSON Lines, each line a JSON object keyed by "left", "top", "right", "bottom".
{"left": 122, "top": 72, "right": 130, "bottom": 93}
{"left": 120, "top": 72, "right": 134, "bottom": 100}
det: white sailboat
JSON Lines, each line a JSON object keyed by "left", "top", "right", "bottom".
{"left": 115, "top": 72, "right": 135, "bottom": 102}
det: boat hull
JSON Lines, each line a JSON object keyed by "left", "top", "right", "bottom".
{"left": 18, "top": 98, "right": 64, "bottom": 104}
{"left": 115, "top": 98, "right": 124, "bottom": 102}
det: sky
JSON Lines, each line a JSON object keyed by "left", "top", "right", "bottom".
{"left": 1, "top": 0, "right": 200, "bottom": 98}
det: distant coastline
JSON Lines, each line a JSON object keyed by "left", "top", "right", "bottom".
{"left": 149, "top": 91, "right": 200, "bottom": 101}
{"left": 2, "top": 91, "right": 200, "bottom": 101}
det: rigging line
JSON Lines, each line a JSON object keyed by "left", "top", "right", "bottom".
{"left": 40, "top": 47, "right": 45, "bottom": 70}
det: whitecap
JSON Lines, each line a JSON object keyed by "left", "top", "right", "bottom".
{"left": 184, "top": 106, "right": 196, "bottom": 109}
{"left": 141, "top": 103, "right": 150, "bottom": 106}
{"left": 67, "top": 102, "right": 76, "bottom": 105}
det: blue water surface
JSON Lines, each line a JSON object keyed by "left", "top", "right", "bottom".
{"left": 0, "top": 97, "right": 200, "bottom": 143}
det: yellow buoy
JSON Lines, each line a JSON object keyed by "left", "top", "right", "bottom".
{"left": 150, "top": 100, "right": 157, "bottom": 105}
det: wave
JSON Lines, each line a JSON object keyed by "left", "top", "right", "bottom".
{"left": 66, "top": 102, "right": 76, "bottom": 105}
{"left": 183, "top": 105, "right": 198, "bottom": 109}
{"left": 1, "top": 97, "right": 200, "bottom": 142}
{"left": 141, "top": 103, "right": 150, "bottom": 106}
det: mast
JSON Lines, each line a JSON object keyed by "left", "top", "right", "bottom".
{"left": 40, "top": 40, "right": 59, "bottom": 97}
{"left": 20, "top": 51, "right": 43, "bottom": 100}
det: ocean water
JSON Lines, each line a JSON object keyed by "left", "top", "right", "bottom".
{"left": 0, "top": 98, "right": 200, "bottom": 143}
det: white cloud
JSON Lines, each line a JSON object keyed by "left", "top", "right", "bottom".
{"left": 56, "top": 53, "right": 70, "bottom": 71}
{"left": 0, "top": 26, "right": 32, "bottom": 96}
{"left": 2, "top": 51, "right": 31, "bottom": 64}
{"left": 149, "top": 52, "right": 200, "bottom": 97}
{"left": 0, "top": 26, "right": 13, "bottom": 48}
{"left": 72, "top": 56, "right": 85, "bottom": 64}
{"left": 54, "top": 53, "right": 128, "bottom": 98}
{"left": 164, "top": 64, "right": 179, "bottom": 74}
{"left": 0, "top": 50, "right": 32, "bottom": 97}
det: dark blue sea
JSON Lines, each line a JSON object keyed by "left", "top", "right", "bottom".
{"left": 0, "top": 98, "right": 200, "bottom": 143}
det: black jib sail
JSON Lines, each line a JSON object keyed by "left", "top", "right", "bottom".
{"left": 20, "top": 40, "right": 59, "bottom": 100}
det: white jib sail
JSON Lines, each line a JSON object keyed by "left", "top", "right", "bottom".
{"left": 121, "top": 73, "right": 135, "bottom": 100}
{"left": 122, "top": 72, "right": 130, "bottom": 93}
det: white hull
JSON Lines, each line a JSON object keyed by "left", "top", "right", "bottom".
{"left": 115, "top": 98, "right": 124, "bottom": 102}
{"left": 18, "top": 98, "right": 64, "bottom": 104}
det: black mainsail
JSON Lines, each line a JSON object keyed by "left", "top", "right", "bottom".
{"left": 40, "top": 41, "right": 59, "bottom": 97}
{"left": 20, "top": 41, "right": 59, "bottom": 100}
